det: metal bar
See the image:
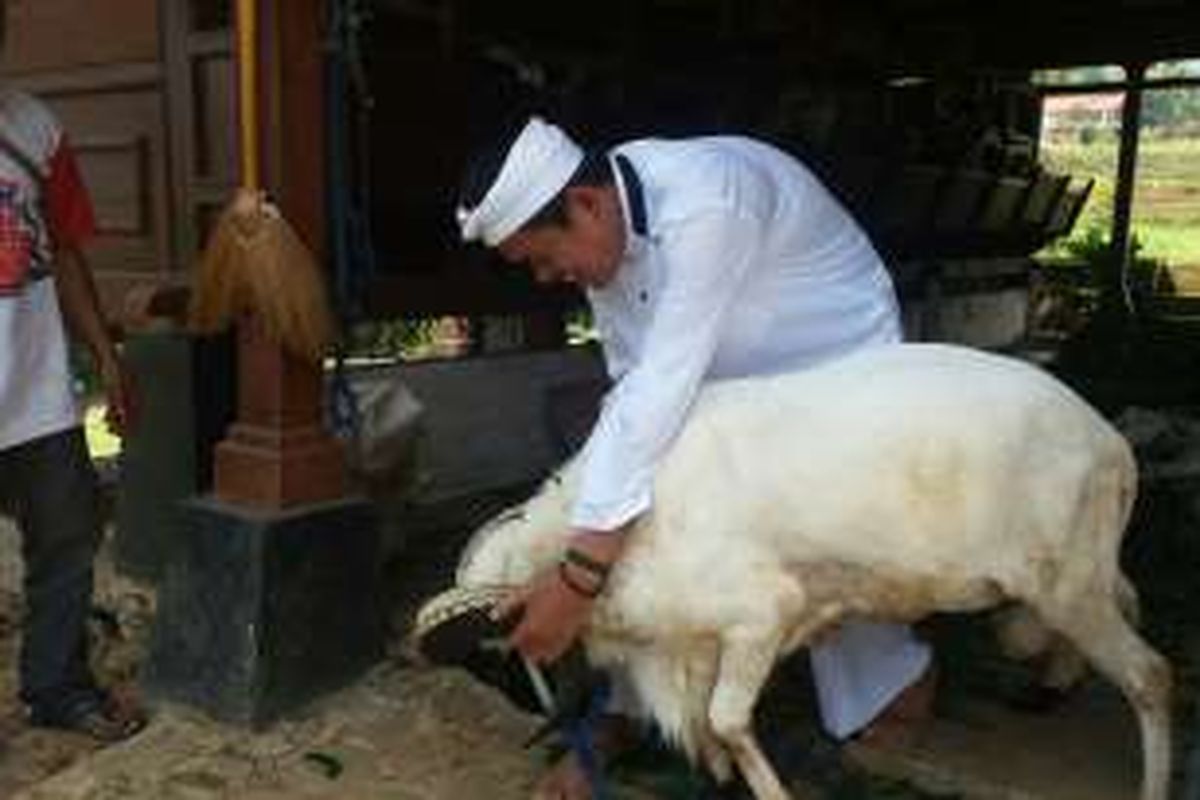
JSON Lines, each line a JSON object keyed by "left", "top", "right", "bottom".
{"left": 235, "top": 0, "right": 259, "bottom": 191}
{"left": 1111, "top": 63, "right": 1146, "bottom": 309}
{"left": 1036, "top": 75, "right": 1200, "bottom": 96}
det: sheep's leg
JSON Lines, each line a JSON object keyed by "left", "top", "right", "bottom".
{"left": 1043, "top": 598, "right": 1172, "bottom": 800}
{"left": 708, "top": 628, "right": 791, "bottom": 800}
{"left": 698, "top": 731, "right": 734, "bottom": 786}
{"left": 1116, "top": 571, "right": 1142, "bottom": 627}
{"left": 1042, "top": 637, "right": 1088, "bottom": 692}
{"left": 994, "top": 606, "right": 1087, "bottom": 696}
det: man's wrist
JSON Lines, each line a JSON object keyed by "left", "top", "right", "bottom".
{"left": 568, "top": 527, "right": 627, "bottom": 567}
{"left": 557, "top": 527, "right": 626, "bottom": 599}
{"left": 94, "top": 343, "right": 120, "bottom": 375}
{"left": 557, "top": 560, "right": 605, "bottom": 599}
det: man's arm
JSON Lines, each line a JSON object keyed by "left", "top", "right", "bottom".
{"left": 568, "top": 207, "right": 766, "bottom": 532}
{"left": 567, "top": 528, "right": 627, "bottom": 570}
{"left": 55, "top": 245, "right": 115, "bottom": 367}
{"left": 41, "top": 124, "right": 137, "bottom": 437}
{"left": 53, "top": 246, "right": 135, "bottom": 435}
{"left": 508, "top": 208, "right": 765, "bottom": 663}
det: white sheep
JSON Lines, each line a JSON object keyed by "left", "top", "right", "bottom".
{"left": 447, "top": 343, "right": 1172, "bottom": 800}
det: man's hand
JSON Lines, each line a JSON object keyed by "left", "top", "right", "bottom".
{"left": 99, "top": 356, "right": 138, "bottom": 438}
{"left": 500, "top": 528, "right": 627, "bottom": 664}
{"left": 503, "top": 567, "right": 595, "bottom": 664}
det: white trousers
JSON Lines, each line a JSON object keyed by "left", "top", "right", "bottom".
{"left": 809, "top": 620, "right": 932, "bottom": 739}
{"left": 608, "top": 620, "right": 930, "bottom": 740}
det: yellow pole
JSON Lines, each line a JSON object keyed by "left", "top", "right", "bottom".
{"left": 190, "top": 0, "right": 333, "bottom": 365}
{"left": 237, "top": 0, "right": 260, "bottom": 192}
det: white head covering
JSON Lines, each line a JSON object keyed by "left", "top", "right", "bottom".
{"left": 456, "top": 117, "right": 584, "bottom": 246}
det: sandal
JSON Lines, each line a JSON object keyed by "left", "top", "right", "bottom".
{"left": 29, "top": 688, "right": 147, "bottom": 743}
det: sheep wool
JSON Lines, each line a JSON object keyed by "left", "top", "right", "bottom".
{"left": 448, "top": 342, "right": 1170, "bottom": 800}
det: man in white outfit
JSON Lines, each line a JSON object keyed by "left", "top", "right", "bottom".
{"left": 456, "top": 117, "right": 934, "bottom": 798}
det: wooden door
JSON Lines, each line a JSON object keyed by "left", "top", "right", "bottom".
{"left": 3, "top": 0, "right": 174, "bottom": 313}
{"left": 161, "top": 0, "right": 235, "bottom": 270}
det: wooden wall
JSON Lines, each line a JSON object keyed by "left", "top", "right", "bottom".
{"left": 3, "top": 0, "right": 234, "bottom": 320}
{"left": 4, "top": 0, "right": 160, "bottom": 70}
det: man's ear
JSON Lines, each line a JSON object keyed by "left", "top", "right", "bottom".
{"left": 564, "top": 185, "right": 605, "bottom": 219}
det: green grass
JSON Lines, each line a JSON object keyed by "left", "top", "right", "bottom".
{"left": 1137, "top": 225, "right": 1200, "bottom": 291}
{"left": 1040, "top": 134, "right": 1200, "bottom": 283}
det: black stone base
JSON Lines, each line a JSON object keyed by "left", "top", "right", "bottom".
{"left": 144, "top": 495, "right": 382, "bottom": 727}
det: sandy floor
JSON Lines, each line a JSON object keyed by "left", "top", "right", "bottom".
{"left": 16, "top": 666, "right": 557, "bottom": 800}
{"left": 0, "top": 518, "right": 667, "bottom": 800}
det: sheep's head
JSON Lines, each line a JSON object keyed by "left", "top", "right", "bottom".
{"left": 456, "top": 461, "right": 580, "bottom": 588}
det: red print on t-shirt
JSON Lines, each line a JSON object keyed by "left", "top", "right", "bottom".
{"left": 0, "top": 180, "right": 35, "bottom": 295}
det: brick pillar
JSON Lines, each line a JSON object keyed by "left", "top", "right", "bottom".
{"left": 210, "top": 0, "right": 345, "bottom": 511}
{"left": 212, "top": 316, "right": 346, "bottom": 508}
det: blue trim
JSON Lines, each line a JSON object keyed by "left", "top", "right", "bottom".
{"left": 614, "top": 154, "right": 649, "bottom": 237}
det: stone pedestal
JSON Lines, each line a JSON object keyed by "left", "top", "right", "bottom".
{"left": 144, "top": 496, "right": 381, "bottom": 726}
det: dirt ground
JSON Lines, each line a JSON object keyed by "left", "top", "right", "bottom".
{"left": 0, "top": 518, "right": 668, "bottom": 800}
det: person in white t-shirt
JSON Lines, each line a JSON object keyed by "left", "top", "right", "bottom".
{"left": 0, "top": 73, "right": 144, "bottom": 741}
{"left": 456, "top": 117, "right": 936, "bottom": 798}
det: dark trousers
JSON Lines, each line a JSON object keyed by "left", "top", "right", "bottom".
{"left": 0, "top": 427, "right": 101, "bottom": 709}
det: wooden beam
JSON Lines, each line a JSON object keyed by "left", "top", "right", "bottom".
{"left": 262, "top": 0, "right": 326, "bottom": 256}
{"left": 3, "top": 61, "right": 163, "bottom": 95}
{"left": 364, "top": 271, "right": 583, "bottom": 317}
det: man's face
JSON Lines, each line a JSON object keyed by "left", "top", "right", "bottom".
{"left": 497, "top": 186, "right": 626, "bottom": 289}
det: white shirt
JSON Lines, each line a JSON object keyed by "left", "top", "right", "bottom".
{"left": 0, "top": 90, "right": 80, "bottom": 451}
{"left": 573, "top": 136, "right": 901, "bottom": 530}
